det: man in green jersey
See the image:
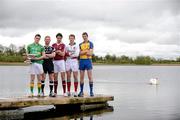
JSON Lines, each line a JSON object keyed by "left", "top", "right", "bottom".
{"left": 27, "top": 34, "right": 45, "bottom": 97}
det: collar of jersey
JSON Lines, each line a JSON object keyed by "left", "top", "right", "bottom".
{"left": 69, "top": 42, "right": 76, "bottom": 45}
{"left": 33, "top": 43, "right": 40, "bottom": 46}
{"left": 83, "top": 40, "right": 90, "bottom": 44}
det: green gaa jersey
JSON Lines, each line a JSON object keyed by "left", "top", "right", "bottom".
{"left": 27, "top": 43, "right": 45, "bottom": 64}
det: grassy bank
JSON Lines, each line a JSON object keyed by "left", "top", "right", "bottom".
{"left": 0, "top": 62, "right": 27, "bottom": 66}
{"left": 93, "top": 63, "right": 180, "bottom": 66}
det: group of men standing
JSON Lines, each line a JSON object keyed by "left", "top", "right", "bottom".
{"left": 26, "top": 32, "right": 94, "bottom": 97}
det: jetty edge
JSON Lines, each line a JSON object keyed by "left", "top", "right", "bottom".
{"left": 0, "top": 94, "right": 114, "bottom": 110}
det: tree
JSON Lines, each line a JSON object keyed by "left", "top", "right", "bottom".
{"left": 134, "top": 56, "right": 152, "bottom": 65}
{"left": 0, "top": 44, "right": 4, "bottom": 54}
{"left": 9, "top": 44, "right": 17, "bottom": 52}
{"left": 18, "top": 45, "right": 26, "bottom": 55}
{"left": 176, "top": 57, "right": 180, "bottom": 62}
{"left": 111, "top": 54, "right": 116, "bottom": 62}
{"left": 105, "top": 54, "right": 111, "bottom": 62}
{"left": 119, "top": 55, "right": 133, "bottom": 64}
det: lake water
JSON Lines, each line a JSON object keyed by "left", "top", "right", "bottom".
{"left": 0, "top": 65, "right": 180, "bottom": 120}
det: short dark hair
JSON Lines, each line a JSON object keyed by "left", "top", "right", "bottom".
{"left": 82, "top": 32, "right": 88, "bottom": 36}
{"left": 35, "top": 34, "right": 41, "bottom": 38}
{"left": 69, "top": 34, "right": 75, "bottom": 39}
{"left": 56, "top": 33, "right": 63, "bottom": 38}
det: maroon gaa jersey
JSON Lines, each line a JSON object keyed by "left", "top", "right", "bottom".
{"left": 52, "top": 43, "right": 65, "bottom": 60}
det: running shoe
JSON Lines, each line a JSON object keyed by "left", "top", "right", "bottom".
{"left": 78, "top": 91, "right": 84, "bottom": 97}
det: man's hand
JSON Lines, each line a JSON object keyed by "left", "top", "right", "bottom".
{"left": 56, "top": 51, "right": 65, "bottom": 56}
{"left": 86, "top": 51, "right": 91, "bottom": 56}
{"left": 31, "top": 57, "right": 39, "bottom": 60}
{"left": 80, "top": 50, "right": 88, "bottom": 55}
{"left": 86, "top": 49, "right": 93, "bottom": 57}
{"left": 44, "top": 55, "right": 49, "bottom": 59}
{"left": 55, "top": 50, "right": 61, "bottom": 53}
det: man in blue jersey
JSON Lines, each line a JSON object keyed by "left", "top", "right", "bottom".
{"left": 78, "top": 32, "right": 94, "bottom": 97}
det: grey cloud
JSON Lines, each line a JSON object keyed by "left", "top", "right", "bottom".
{"left": 0, "top": 0, "right": 179, "bottom": 46}
{"left": 106, "top": 30, "right": 180, "bottom": 45}
{"left": 1, "top": 0, "right": 179, "bottom": 28}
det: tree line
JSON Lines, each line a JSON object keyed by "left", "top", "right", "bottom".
{"left": 92, "top": 54, "right": 180, "bottom": 65}
{"left": 0, "top": 44, "right": 179, "bottom": 65}
{"left": 0, "top": 44, "right": 26, "bottom": 62}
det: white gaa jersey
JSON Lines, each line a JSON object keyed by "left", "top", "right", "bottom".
{"left": 65, "top": 43, "right": 79, "bottom": 59}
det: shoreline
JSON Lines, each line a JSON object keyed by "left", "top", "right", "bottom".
{"left": 0, "top": 62, "right": 28, "bottom": 66}
{"left": 0, "top": 62, "right": 180, "bottom": 66}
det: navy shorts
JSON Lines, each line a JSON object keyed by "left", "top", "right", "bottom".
{"left": 43, "top": 61, "right": 54, "bottom": 74}
{"left": 79, "top": 59, "right": 92, "bottom": 70}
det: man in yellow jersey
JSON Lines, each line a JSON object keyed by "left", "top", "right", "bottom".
{"left": 78, "top": 32, "right": 94, "bottom": 97}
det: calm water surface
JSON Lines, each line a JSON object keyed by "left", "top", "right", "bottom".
{"left": 0, "top": 65, "right": 180, "bottom": 120}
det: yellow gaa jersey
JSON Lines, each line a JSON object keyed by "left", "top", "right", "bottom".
{"left": 79, "top": 41, "right": 94, "bottom": 59}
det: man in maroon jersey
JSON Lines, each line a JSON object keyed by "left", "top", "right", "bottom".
{"left": 52, "top": 33, "right": 67, "bottom": 97}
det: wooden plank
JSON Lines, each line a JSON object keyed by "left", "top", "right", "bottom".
{"left": 0, "top": 95, "right": 114, "bottom": 109}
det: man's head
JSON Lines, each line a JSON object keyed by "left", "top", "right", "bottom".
{"left": 56, "top": 33, "right": 63, "bottom": 43}
{"left": 44, "top": 36, "right": 51, "bottom": 45}
{"left": 69, "top": 34, "right": 75, "bottom": 44}
{"left": 34, "top": 34, "right": 41, "bottom": 44}
{"left": 82, "top": 32, "right": 88, "bottom": 41}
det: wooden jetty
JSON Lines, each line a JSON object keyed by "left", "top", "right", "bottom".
{"left": 0, "top": 95, "right": 114, "bottom": 110}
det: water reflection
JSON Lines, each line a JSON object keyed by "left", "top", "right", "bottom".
{"left": 79, "top": 115, "right": 93, "bottom": 120}
{"left": 0, "top": 106, "right": 113, "bottom": 120}
{"left": 27, "top": 106, "right": 113, "bottom": 120}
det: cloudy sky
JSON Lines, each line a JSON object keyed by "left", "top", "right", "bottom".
{"left": 0, "top": 0, "right": 179, "bottom": 59}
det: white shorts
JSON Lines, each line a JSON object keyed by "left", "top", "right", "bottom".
{"left": 65, "top": 59, "right": 79, "bottom": 72}
{"left": 53, "top": 60, "right": 66, "bottom": 73}
{"left": 29, "top": 63, "right": 44, "bottom": 75}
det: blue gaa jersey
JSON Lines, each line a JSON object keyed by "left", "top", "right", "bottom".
{"left": 79, "top": 41, "right": 93, "bottom": 70}
{"left": 79, "top": 41, "right": 93, "bottom": 59}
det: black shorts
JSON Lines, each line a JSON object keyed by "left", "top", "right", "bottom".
{"left": 43, "top": 61, "right": 54, "bottom": 74}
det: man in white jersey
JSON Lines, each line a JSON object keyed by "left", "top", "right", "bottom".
{"left": 65, "top": 34, "right": 79, "bottom": 97}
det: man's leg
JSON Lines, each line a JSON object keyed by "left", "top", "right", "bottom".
{"left": 54, "top": 73, "right": 58, "bottom": 95}
{"left": 61, "top": 72, "right": 66, "bottom": 95}
{"left": 78, "top": 70, "right": 85, "bottom": 97}
{"left": 73, "top": 71, "right": 78, "bottom": 97}
{"left": 87, "top": 70, "right": 94, "bottom": 97}
{"left": 37, "top": 74, "right": 43, "bottom": 96}
{"left": 66, "top": 71, "right": 71, "bottom": 96}
{"left": 41, "top": 73, "right": 46, "bottom": 95}
{"left": 60, "top": 60, "right": 66, "bottom": 96}
{"left": 49, "top": 73, "right": 54, "bottom": 96}
{"left": 30, "top": 74, "right": 35, "bottom": 96}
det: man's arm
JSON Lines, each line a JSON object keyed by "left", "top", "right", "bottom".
{"left": 60, "top": 50, "right": 65, "bottom": 56}
{"left": 33, "top": 51, "right": 46, "bottom": 60}
{"left": 79, "top": 50, "right": 88, "bottom": 55}
{"left": 46, "top": 52, "right": 56, "bottom": 58}
{"left": 86, "top": 42, "right": 94, "bottom": 56}
{"left": 56, "top": 49, "right": 65, "bottom": 56}
{"left": 71, "top": 45, "right": 80, "bottom": 57}
{"left": 58, "top": 45, "right": 66, "bottom": 56}
{"left": 86, "top": 49, "right": 93, "bottom": 56}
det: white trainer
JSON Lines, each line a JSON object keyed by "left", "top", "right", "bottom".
{"left": 63, "top": 93, "right": 68, "bottom": 97}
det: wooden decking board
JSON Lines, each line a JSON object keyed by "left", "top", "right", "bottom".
{"left": 0, "top": 95, "right": 114, "bottom": 109}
